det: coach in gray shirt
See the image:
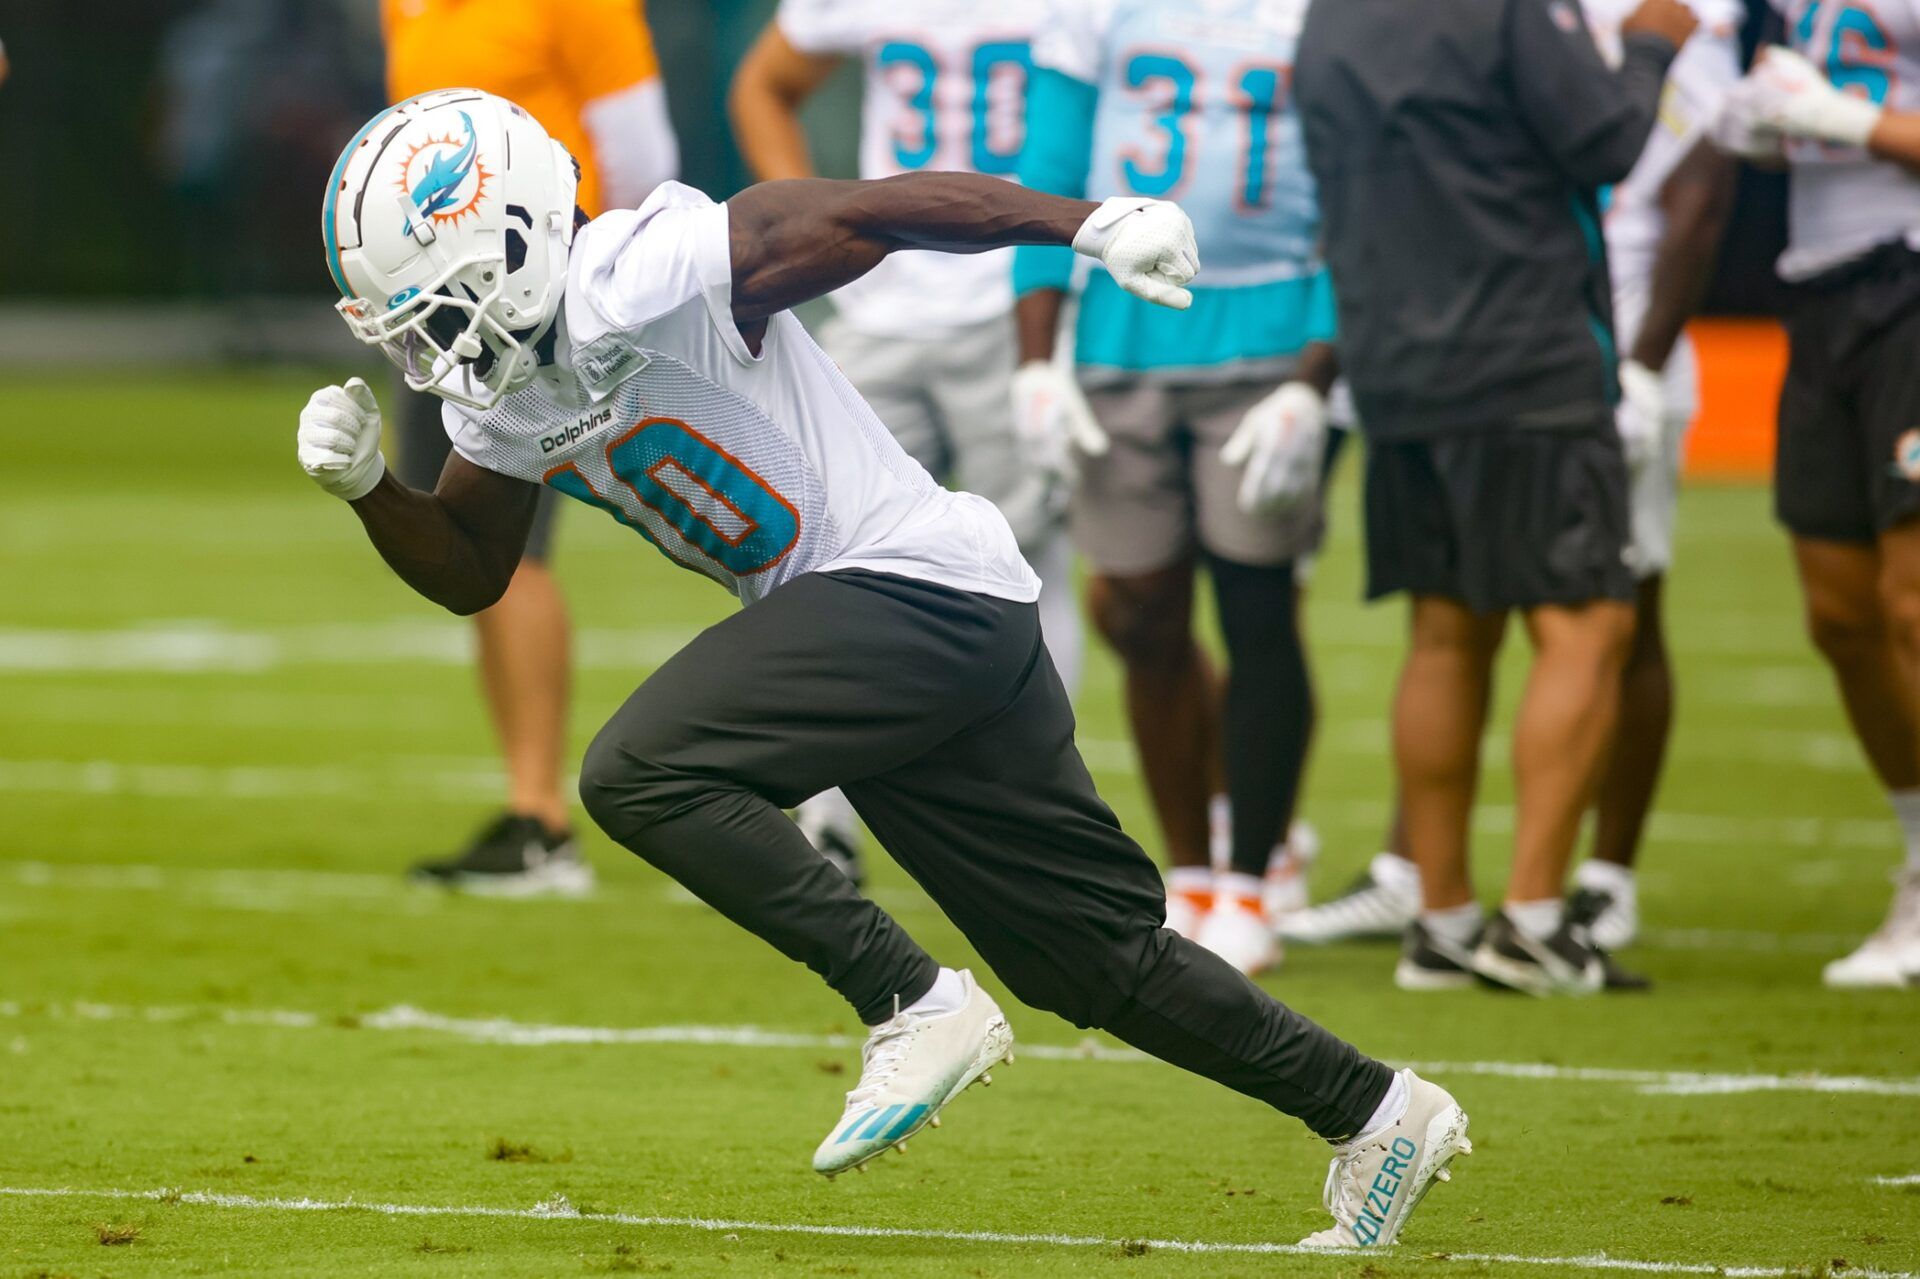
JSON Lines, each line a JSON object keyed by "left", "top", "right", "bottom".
{"left": 1293, "top": 0, "right": 1698, "bottom": 993}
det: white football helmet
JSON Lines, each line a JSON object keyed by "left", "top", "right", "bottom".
{"left": 323, "top": 89, "right": 579, "bottom": 410}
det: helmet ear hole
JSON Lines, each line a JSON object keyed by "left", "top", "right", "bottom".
{"left": 505, "top": 228, "right": 528, "bottom": 273}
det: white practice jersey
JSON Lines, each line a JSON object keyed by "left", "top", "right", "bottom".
{"left": 1774, "top": 0, "right": 1920, "bottom": 279}
{"left": 778, "top": 0, "right": 1036, "bottom": 335}
{"left": 441, "top": 183, "right": 1040, "bottom": 607}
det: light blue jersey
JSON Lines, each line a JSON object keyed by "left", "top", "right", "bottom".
{"left": 1017, "top": 0, "right": 1333, "bottom": 382}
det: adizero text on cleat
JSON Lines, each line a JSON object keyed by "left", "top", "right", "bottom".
{"left": 1299, "top": 1071, "right": 1471, "bottom": 1249}
{"left": 813, "top": 970, "right": 1013, "bottom": 1177}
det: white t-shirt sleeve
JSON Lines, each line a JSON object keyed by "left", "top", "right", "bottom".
{"left": 777, "top": 0, "right": 868, "bottom": 55}
{"left": 577, "top": 181, "right": 758, "bottom": 365}
{"left": 1032, "top": 0, "right": 1111, "bottom": 83}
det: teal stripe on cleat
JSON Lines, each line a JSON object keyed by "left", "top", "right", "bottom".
{"left": 835, "top": 1110, "right": 872, "bottom": 1145}
{"left": 882, "top": 1104, "right": 928, "bottom": 1142}
{"left": 857, "top": 1105, "right": 904, "bottom": 1141}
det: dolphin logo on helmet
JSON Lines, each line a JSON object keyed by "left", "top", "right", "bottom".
{"left": 401, "top": 111, "right": 485, "bottom": 234}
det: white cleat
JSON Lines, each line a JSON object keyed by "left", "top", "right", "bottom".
{"left": 1299, "top": 1071, "right": 1471, "bottom": 1249}
{"left": 1194, "top": 890, "right": 1280, "bottom": 976}
{"left": 813, "top": 970, "right": 1013, "bottom": 1178}
{"left": 1164, "top": 883, "right": 1212, "bottom": 941}
{"left": 1276, "top": 853, "right": 1420, "bottom": 945}
{"left": 1263, "top": 821, "right": 1321, "bottom": 920}
{"left": 1824, "top": 869, "right": 1920, "bottom": 989}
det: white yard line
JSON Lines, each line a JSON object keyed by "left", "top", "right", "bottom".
{"left": 0, "top": 1185, "right": 1905, "bottom": 1277}
{"left": 4, "top": 998, "right": 1916, "bottom": 1096}
{"left": 1870, "top": 1173, "right": 1920, "bottom": 1186}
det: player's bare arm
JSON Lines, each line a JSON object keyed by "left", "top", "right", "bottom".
{"left": 726, "top": 174, "right": 1195, "bottom": 345}
{"left": 1630, "top": 140, "right": 1737, "bottom": 370}
{"left": 295, "top": 378, "right": 538, "bottom": 616}
{"left": 1717, "top": 45, "right": 1920, "bottom": 174}
{"left": 727, "top": 26, "right": 842, "bottom": 182}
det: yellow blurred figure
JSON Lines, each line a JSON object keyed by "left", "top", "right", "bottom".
{"left": 381, "top": 0, "right": 677, "bottom": 894}
{"left": 383, "top": 0, "right": 677, "bottom": 216}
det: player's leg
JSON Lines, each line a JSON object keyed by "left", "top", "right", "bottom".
{"left": 789, "top": 319, "right": 949, "bottom": 886}
{"left": 1187, "top": 380, "right": 1329, "bottom": 972}
{"left": 1363, "top": 435, "right": 1507, "bottom": 986}
{"left": 929, "top": 315, "right": 1084, "bottom": 693}
{"left": 1777, "top": 270, "right": 1920, "bottom": 987}
{"left": 846, "top": 603, "right": 1469, "bottom": 1246}
{"left": 392, "top": 385, "right": 583, "bottom": 895}
{"left": 1468, "top": 427, "right": 1636, "bottom": 994}
{"left": 1580, "top": 574, "right": 1669, "bottom": 948}
{"left": 1076, "top": 383, "right": 1222, "bottom": 932}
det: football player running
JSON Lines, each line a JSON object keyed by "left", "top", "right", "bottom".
{"left": 1012, "top": 0, "right": 1338, "bottom": 973}
{"left": 303, "top": 89, "right": 1469, "bottom": 1245}
{"left": 727, "top": 0, "right": 1077, "bottom": 888}
{"left": 1713, "top": 5, "right": 1920, "bottom": 988}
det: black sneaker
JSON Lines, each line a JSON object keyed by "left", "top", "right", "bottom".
{"left": 409, "top": 813, "right": 594, "bottom": 897}
{"left": 1394, "top": 919, "right": 1480, "bottom": 991}
{"left": 1566, "top": 889, "right": 1652, "bottom": 991}
{"left": 1470, "top": 911, "right": 1604, "bottom": 996}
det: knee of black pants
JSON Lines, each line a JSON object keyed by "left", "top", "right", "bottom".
{"left": 577, "top": 721, "right": 695, "bottom": 851}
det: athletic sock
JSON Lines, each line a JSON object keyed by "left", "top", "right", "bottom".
{"left": 1421, "top": 901, "right": 1482, "bottom": 948}
{"left": 1372, "top": 851, "right": 1421, "bottom": 892}
{"left": 1215, "top": 870, "right": 1263, "bottom": 909}
{"left": 1505, "top": 897, "right": 1565, "bottom": 942}
{"left": 1354, "top": 1069, "right": 1411, "bottom": 1143}
{"left": 903, "top": 967, "right": 967, "bottom": 1019}
{"left": 1890, "top": 789, "right": 1920, "bottom": 874}
{"left": 1574, "top": 858, "right": 1636, "bottom": 897}
{"left": 1208, "top": 794, "right": 1232, "bottom": 873}
{"left": 1168, "top": 864, "right": 1214, "bottom": 900}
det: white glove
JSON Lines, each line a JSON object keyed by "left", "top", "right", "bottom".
{"left": 1012, "top": 360, "right": 1109, "bottom": 476}
{"left": 1615, "top": 359, "right": 1665, "bottom": 477}
{"left": 1220, "top": 381, "right": 1328, "bottom": 515}
{"left": 1071, "top": 197, "right": 1199, "bottom": 310}
{"left": 298, "top": 377, "right": 387, "bottom": 501}
{"left": 1710, "top": 76, "right": 1790, "bottom": 161}
{"left": 1738, "top": 45, "right": 1883, "bottom": 148}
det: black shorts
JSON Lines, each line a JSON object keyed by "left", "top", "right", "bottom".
{"left": 1364, "top": 422, "right": 1635, "bottom": 612}
{"left": 394, "top": 380, "right": 560, "bottom": 562}
{"left": 1775, "top": 244, "right": 1920, "bottom": 544}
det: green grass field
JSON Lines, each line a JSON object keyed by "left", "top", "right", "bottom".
{"left": 3, "top": 369, "right": 1917, "bottom": 1278}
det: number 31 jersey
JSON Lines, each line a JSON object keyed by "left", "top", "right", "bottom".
{"left": 777, "top": 0, "right": 1036, "bottom": 335}
{"left": 440, "top": 182, "right": 1041, "bottom": 608}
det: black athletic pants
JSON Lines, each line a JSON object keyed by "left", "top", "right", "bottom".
{"left": 577, "top": 569, "right": 1391, "bottom": 1140}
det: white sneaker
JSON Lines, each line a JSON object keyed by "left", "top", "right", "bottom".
{"left": 1277, "top": 853, "right": 1420, "bottom": 944}
{"left": 1194, "top": 885, "right": 1280, "bottom": 976}
{"left": 1299, "top": 1072, "right": 1471, "bottom": 1249}
{"left": 1263, "top": 821, "right": 1321, "bottom": 919}
{"left": 1824, "top": 869, "right": 1920, "bottom": 989}
{"left": 813, "top": 970, "right": 1013, "bottom": 1177}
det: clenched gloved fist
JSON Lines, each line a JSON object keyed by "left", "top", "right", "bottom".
{"left": 298, "top": 377, "right": 387, "bottom": 501}
{"left": 1012, "top": 360, "right": 1109, "bottom": 478}
{"left": 1221, "top": 380, "right": 1328, "bottom": 515}
{"left": 1072, "top": 197, "right": 1200, "bottom": 310}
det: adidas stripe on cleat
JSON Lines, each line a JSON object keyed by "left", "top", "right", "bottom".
{"left": 813, "top": 970, "right": 1013, "bottom": 1178}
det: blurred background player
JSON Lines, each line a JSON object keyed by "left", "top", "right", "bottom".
{"left": 1013, "top": 0, "right": 1337, "bottom": 974}
{"left": 1714, "top": 16, "right": 1920, "bottom": 987}
{"left": 727, "top": 0, "right": 1077, "bottom": 884}
{"left": 1297, "top": 0, "right": 1698, "bottom": 994}
{"left": 1281, "top": 0, "right": 1742, "bottom": 954}
{"left": 382, "top": 0, "right": 677, "bottom": 893}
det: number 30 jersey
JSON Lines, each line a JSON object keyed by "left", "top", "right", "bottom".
{"left": 440, "top": 182, "right": 1041, "bottom": 607}
{"left": 1773, "top": 0, "right": 1920, "bottom": 279}
{"left": 777, "top": 0, "right": 1037, "bottom": 336}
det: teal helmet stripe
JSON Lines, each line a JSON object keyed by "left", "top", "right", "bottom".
{"left": 322, "top": 104, "right": 404, "bottom": 298}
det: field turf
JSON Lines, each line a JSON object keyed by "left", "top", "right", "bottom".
{"left": 2, "top": 369, "right": 1917, "bottom": 1278}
